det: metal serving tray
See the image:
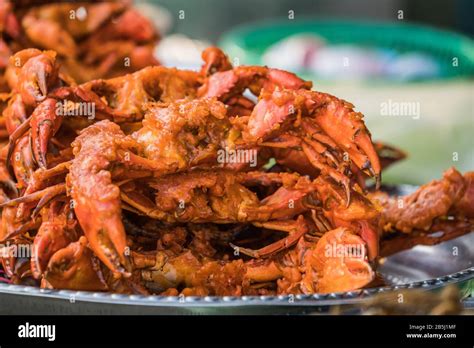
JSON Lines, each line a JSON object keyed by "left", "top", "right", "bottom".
{"left": 0, "top": 185, "right": 472, "bottom": 315}
{"left": 0, "top": 233, "right": 471, "bottom": 315}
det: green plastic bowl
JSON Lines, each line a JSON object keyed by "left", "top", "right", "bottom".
{"left": 219, "top": 19, "right": 474, "bottom": 80}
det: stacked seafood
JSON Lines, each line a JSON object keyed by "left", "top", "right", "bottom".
{"left": 0, "top": 0, "right": 159, "bottom": 90}
{"left": 0, "top": 43, "right": 472, "bottom": 296}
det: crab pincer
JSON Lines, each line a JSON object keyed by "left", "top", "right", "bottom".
{"left": 30, "top": 98, "right": 63, "bottom": 169}
{"left": 18, "top": 50, "right": 59, "bottom": 107}
{"left": 309, "top": 91, "right": 381, "bottom": 188}
{"left": 244, "top": 89, "right": 382, "bottom": 203}
{"left": 31, "top": 202, "right": 77, "bottom": 279}
{"left": 6, "top": 98, "right": 62, "bottom": 174}
{"left": 311, "top": 227, "right": 374, "bottom": 293}
{"left": 43, "top": 236, "right": 108, "bottom": 291}
{"left": 67, "top": 121, "right": 140, "bottom": 276}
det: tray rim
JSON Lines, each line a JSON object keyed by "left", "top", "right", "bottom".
{"left": 0, "top": 266, "right": 472, "bottom": 308}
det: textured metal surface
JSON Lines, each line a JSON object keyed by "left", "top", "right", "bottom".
{"left": 0, "top": 185, "right": 472, "bottom": 314}
{"left": 0, "top": 267, "right": 472, "bottom": 314}
{"left": 379, "top": 231, "right": 474, "bottom": 284}
{"left": 0, "top": 232, "right": 472, "bottom": 314}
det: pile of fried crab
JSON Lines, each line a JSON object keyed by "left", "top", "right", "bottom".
{"left": 0, "top": 1, "right": 472, "bottom": 296}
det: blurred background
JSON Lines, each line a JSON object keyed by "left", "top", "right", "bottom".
{"left": 149, "top": 0, "right": 474, "bottom": 41}
{"left": 141, "top": 0, "right": 473, "bottom": 184}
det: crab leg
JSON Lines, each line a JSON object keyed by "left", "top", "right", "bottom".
{"left": 301, "top": 141, "right": 351, "bottom": 205}
{"left": 231, "top": 215, "right": 308, "bottom": 258}
{"left": 120, "top": 190, "right": 165, "bottom": 220}
{"left": 0, "top": 183, "right": 66, "bottom": 208}
{"left": 30, "top": 98, "right": 62, "bottom": 169}
{"left": 6, "top": 115, "right": 31, "bottom": 177}
{"left": 13, "top": 161, "right": 71, "bottom": 220}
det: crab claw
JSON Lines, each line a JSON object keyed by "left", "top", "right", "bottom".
{"left": 31, "top": 204, "right": 76, "bottom": 279}
{"left": 43, "top": 236, "right": 108, "bottom": 291}
{"left": 311, "top": 227, "right": 374, "bottom": 293}
{"left": 8, "top": 134, "right": 36, "bottom": 190}
{"left": 200, "top": 46, "right": 232, "bottom": 76}
{"left": 18, "top": 50, "right": 58, "bottom": 106}
{"left": 31, "top": 225, "right": 70, "bottom": 279}
{"left": 310, "top": 92, "right": 381, "bottom": 184}
{"left": 245, "top": 89, "right": 381, "bottom": 199}
{"left": 30, "top": 98, "right": 62, "bottom": 169}
{"left": 68, "top": 121, "right": 135, "bottom": 276}
{"left": 72, "top": 185, "right": 131, "bottom": 277}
